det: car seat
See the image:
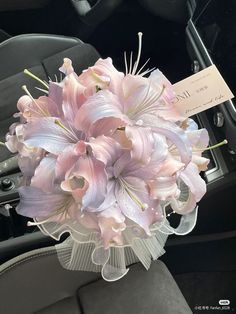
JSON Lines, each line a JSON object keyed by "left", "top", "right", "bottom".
{"left": 0, "top": 33, "right": 100, "bottom": 162}
{"left": 0, "top": 246, "right": 192, "bottom": 314}
{"left": 0, "top": 33, "right": 192, "bottom": 314}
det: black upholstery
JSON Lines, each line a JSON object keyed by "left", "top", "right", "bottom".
{"left": 0, "top": 34, "right": 100, "bottom": 161}
{"left": 0, "top": 232, "right": 56, "bottom": 264}
{"left": 0, "top": 0, "right": 50, "bottom": 11}
{"left": 0, "top": 247, "right": 192, "bottom": 314}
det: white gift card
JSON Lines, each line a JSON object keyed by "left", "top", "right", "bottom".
{"left": 173, "top": 65, "right": 234, "bottom": 117}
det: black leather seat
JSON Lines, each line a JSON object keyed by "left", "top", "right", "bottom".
{"left": 0, "top": 33, "right": 100, "bottom": 161}
{"left": 0, "top": 246, "right": 192, "bottom": 314}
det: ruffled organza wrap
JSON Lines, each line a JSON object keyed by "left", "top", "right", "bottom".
{"left": 35, "top": 207, "right": 198, "bottom": 281}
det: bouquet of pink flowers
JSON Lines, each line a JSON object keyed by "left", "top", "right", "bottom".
{"left": 5, "top": 33, "right": 210, "bottom": 281}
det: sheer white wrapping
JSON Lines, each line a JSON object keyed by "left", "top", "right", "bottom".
{"left": 35, "top": 205, "right": 198, "bottom": 281}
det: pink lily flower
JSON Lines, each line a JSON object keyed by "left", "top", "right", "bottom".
{"left": 166, "top": 118, "right": 209, "bottom": 213}
{"left": 78, "top": 57, "right": 124, "bottom": 96}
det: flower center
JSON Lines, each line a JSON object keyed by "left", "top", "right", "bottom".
{"left": 118, "top": 177, "right": 148, "bottom": 211}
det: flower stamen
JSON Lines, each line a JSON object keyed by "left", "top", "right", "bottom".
{"left": 132, "top": 32, "right": 143, "bottom": 75}
{"left": 124, "top": 51, "right": 128, "bottom": 75}
{"left": 24, "top": 69, "right": 49, "bottom": 89}
{"left": 119, "top": 177, "right": 147, "bottom": 211}
{"left": 193, "top": 139, "right": 228, "bottom": 152}
{"left": 54, "top": 119, "right": 78, "bottom": 142}
{"left": 129, "top": 51, "right": 133, "bottom": 74}
{"left": 205, "top": 139, "right": 228, "bottom": 151}
{"left": 22, "top": 85, "right": 49, "bottom": 117}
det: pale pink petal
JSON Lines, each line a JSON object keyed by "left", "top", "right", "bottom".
{"left": 79, "top": 58, "right": 124, "bottom": 95}
{"left": 48, "top": 82, "right": 63, "bottom": 116}
{"left": 18, "top": 148, "right": 44, "bottom": 183}
{"left": 59, "top": 58, "right": 74, "bottom": 75}
{"left": 113, "top": 152, "right": 131, "bottom": 178}
{"left": 99, "top": 205, "right": 125, "bottom": 223}
{"left": 157, "top": 155, "right": 185, "bottom": 176}
{"left": 61, "top": 175, "right": 88, "bottom": 202}
{"left": 37, "top": 96, "right": 61, "bottom": 117}
{"left": 94, "top": 58, "right": 124, "bottom": 94}
{"left": 89, "top": 135, "right": 122, "bottom": 166}
{"left": 77, "top": 211, "right": 99, "bottom": 230}
{"left": 91, "top": 180, "right": 116, "bottom": 213}
{"left": 98, "top": 216, "right": 126, "bottom": 249}
{"left": 18, "top": 156, "right": 37, "bottom": 184}
{"left": 150, "top": 117, "right": 192, "bottom": 165}
{"left": 187, "top": 129, "right": 209, "bottom": 149}
{"left": 61, "top": 72, "right": 86, "bottom": 123}
{"left": 192, "top": 155, "right": 209, "bottom": 171}
{"left": 180, "top": 162, "right": 206, "bottom": 202}
{"left": 55, "top": 141, "right": 86, "bottom": 180}
{"left": 112, "top": 152, "right": 154, "bottom": 181}
{"left": 151, "top": 133, "right": 168, "bottom": 163}
{"left": 31, "top": 155, "right": 57, "bottom": 192}
{"left": 17, "top": 95, "right": 32, "bottom": 114}
{"left": 79, "top": 67, "right": 110, "bottom": 97}
{"left": 17, "top": 95, "right": 60, "bottom": 119}
{"left": 71, "top": 155, "right": 108, "bottom": 210}
{"left": 116, "top": 177, "right": 159, "bottom": 235}
{"left": 146, "top": 69, "right": 182, "bottom": 122}
{"left": 89, "top": 117, "right": 127, "bottom": 138}
{"left": 98, "top": 205, "right": 126, "bottom": 248}
{"left": 149, "top": 69, "right": 175, "bottom": 104}
{"left": 23, "top": 117, "right": 78, "bottom": 154}
{"left": 121, "top": 72, "right": 182, "bottom": 122}
{"left": 121, "top": 74, "right": 148, "bottom": 113}
{"left": 149, "top": 176, "right": 179, "bottom": 201}
{"left": 74, "top": 90, "right": 128, "bottom": 136}
{"left": 5, "top": 134, "right": 20, "bottom": 153}
{"left": 125, "top": 125, "right": 154, "bottom": 164}
{"left": 16, "top": 186, "right": 67, "bottom": 218}
{"left": 111, "top": 129, "right": 132, "bottom": 149}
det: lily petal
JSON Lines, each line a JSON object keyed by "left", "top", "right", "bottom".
{"left": 31, "top": 155, "right": 57, "bottom": 192}
{"left": 151, "top": 117, "right": 192, "bottom": 165}
{"left": 48, "top": 82, "right": 63, "bottom": 116}
{"left": 77, "top": 211, "right": 99, "bottom": 230}
{"left": 192, "top": 155, "right": 210, "bottom": 171}
{"left": 59, "top": 58, "right": 74, "bottom": 75}
{"left": 125, "top": 125, "right": 154, "bottom": 164}
{"left": 149, "top": 176, "right": 179, "bottom": 201}
{"left": 55, "top": 141, "right": 86, "bottom": 180}
{"left": 71, "top": 155, "right": 108, "bottom": 210}
{"left": 79, "top": 57, "right": 124, "bottom": 95}
{"left": 23, "top": 117, "right": 78, "bottom": 154}
{"left": 149, "top": 69, "right": 175, "bottom": 104}
{"left": 98, "top": 206, "right": 126, "bottom": 248}
{"left": 180, "top": 162, "right": 206, "bottom": 202}
{"left": 89, "top": 135, "right": 122, "bottom": 166}
{"left": 187, "top": 128, "right": 209, "bottom": 149}
{"left": 75, "top": 90, "right": 128, "bottom": 137}
{"left": 157, "top": 155, "right": 185, "bottom": 176}
{"left": 62, "top": 77, "right": 86, "bottom": 122}
{"left": 116, "top": 177, "right": 159, "bottom": 235}
{"left": 16, "top": 186, "right": 67, "bottom": 218}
